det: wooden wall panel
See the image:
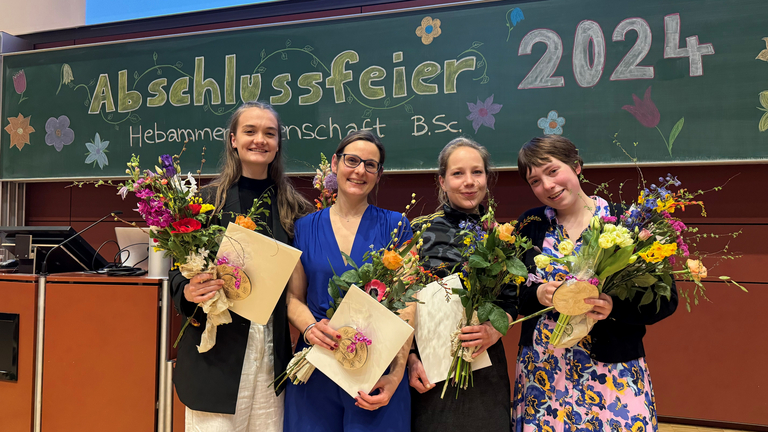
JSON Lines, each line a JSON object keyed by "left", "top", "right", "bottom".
{"left": 0, "top": 276, "right": 37, "bottom": 432}
{"left": 41, "top": 280, "right": 159, "bottom": 432}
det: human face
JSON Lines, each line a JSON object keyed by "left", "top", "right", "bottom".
{"left": 331, "top": 140, "right": 381, "bottom": 199}
{"left": 439, "top": 146, "right": 487, "bottom": 213}
{"left": 231, "top": 108, "right": 279, "bottom": 179}
{"left": 526, "top": 158, "right": 584, "bottom": 210}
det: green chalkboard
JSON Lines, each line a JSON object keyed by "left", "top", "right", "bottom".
{"left": 3, "top": 0, "right": 768, "bottom": 180}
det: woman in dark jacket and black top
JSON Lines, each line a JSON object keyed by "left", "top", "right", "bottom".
{"left": 170, "top": 102, "right": 312, "bottom": 431}
{"left": 408, "top": 137, "right": 517, "bottom": 432}
{"left": 511, "top": 136, "right": 677, "bottom": 432}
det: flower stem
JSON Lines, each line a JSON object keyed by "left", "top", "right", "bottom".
{"left": 173, "top": 304, "right": 200, "bottom": 348}
{"left": 655, "top": 126, "right": 672, "bottom": 156}
{"left": 509, "top": 306, "right": 554, "bottom": 328}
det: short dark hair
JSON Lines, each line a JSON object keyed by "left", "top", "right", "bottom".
{"left": 518, "top": 135, "right": 583, "bottom": 183}
{"left": 334, "top": 130, "right": 386, "bottom": 168}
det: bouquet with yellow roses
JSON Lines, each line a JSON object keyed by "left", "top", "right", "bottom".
{"left": 533, "top": 174, "right": 745, "bottom": 347}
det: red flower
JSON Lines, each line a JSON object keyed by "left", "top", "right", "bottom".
{"left": 364, "top": 279, "right": 387, "bottom": 302}
{"left": 13, "top": 70, "right": 26, "bottom": 94}
{"left": 622, "top": 86, "right": 660, "bottom": 128}
{"left": 187, "top": 204, "right": 202, "bottom": 215}
{"left": 171, "top": 218, "right": 201, "bottom": 234}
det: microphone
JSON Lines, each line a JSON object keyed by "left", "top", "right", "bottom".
{"left": 40, "top": 211, "right": 123, "bottom": 275}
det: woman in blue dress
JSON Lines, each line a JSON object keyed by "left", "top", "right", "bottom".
{"left": 284, "top": 130, "right": 414, "bottom": 432}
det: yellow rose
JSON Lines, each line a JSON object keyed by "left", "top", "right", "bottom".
{"left": 686, "top": 259, "right": 708, "bottom": 281}
{"left": 534, "top": 254, "right": 551, "bottom": 269}
{"left": 382, "top": 250, "right": 404, "bottom": 270}
{"left": 498, "top": 223, "right": 516, "bottom": 243}
{"left": 557, "top": 239, "right": 575, "bottom": 256}
{"left": 200, "top": 203, "right": 216, "bottom": 214}
{"left": 598, "top": 233, "right": 615, "bottom": 249}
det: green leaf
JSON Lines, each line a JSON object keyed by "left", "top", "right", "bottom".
{"left": 468, "top": 254, "right": 491, "bottom": 268}
{"left": 638, "top": 288, "right": 654, "bottom": 308}
{"left": 668, "top": 117, "right": 685, "bottom": 150}
{"left": 505, "top": 257, "right": 527, "bottom": 278}
{"left": 339, "top": 251, "right": 359, "bottom": 270}
{"left": 653, "top": 281, "right": 671, "bottom": 299}
{"left": 760, "top": 112, "right": 768, "bottom": 132}
{"left": 488, "top": 303, "right": 509, "bottom": 336}
{"left": 452, "top": 288, "right": 468, "bottom": 297}
{"left": 632, "top": 274, "right": 657, "bottom": 287}
{"left": 477, "top": 302, "right": 493, "bottom": 323}
{"left": 597, "top": 245, "right": 634, "bottom": 280}
{"left": 340, "top": 269, "right": 360, "bottom": 285}
{"left": 488, "top": 262, "right": 503, "bottom": 276}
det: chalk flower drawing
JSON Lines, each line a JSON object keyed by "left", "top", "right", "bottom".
{"left": 537, "top": 110, "right": 566, "bottom": 135}
{"left": 505, "top": 7, "right": 525, "bottom": 42}
{"left": 56, "top": 63, "right": 74, "bottom": 95}
{"left": 4, "top": 113, "right": 35, "bottom": 151}
{"left": 756, "top": 37, "right": 768, "bottom": 62}
{"left": 45, "top": 115, "right": 75, "bottom": 152}
{"left": 85, "top": 133, "right": 109, "bottom": 169}
{"left": 467, "top": 95, "right": 502, "bottom": 133}
{"left": 758, "top": 91, "right": 768, "bottom": 132}
{"left": 13, "top": 70, "right": 28, "bottom": 104}
{"left": 622, "top": 86, "right": 684, "bottom": 156}
{"left": 415, "top": 16, "right": 441, "bottom": 45}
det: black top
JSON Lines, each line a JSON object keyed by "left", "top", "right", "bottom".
{"left": 169, "top": 180, "right": 293, "bottom": 414}
{"left": 412, "top": 203, "right": 518, "bottom": 318}
{"left": 237, "top": 176, "right": 275, "bottom": 228}
{"left": 516, "top": 204, "right": 679, "bottom": 363}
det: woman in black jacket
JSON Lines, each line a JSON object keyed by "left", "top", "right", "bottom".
{"left": 512, "top": 136, "right": 677, "bottom": 432}
{"left": 408, "top": 137, "right": 517, "bottom": 432}
{"left": 170, "top": 102, "right": 312, "bottom": 431}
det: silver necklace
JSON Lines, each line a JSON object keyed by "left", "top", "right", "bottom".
{"left": 332, "top": 205, "right": 364, "bottom": 223}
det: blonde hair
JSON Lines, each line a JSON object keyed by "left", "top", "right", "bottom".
{"left": 436, "top": 137, "right": 495, "bottom": 207}
{"left": 206, "top": 102, "right": 312, "bottom": 236}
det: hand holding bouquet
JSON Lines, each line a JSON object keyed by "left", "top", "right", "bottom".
{"left": 443, "top": 200, "right": 532, "bottom": 398}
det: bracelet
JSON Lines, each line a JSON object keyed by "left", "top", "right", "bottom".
{"left": 303, "top": 322, "right": 317, "bottom": 345}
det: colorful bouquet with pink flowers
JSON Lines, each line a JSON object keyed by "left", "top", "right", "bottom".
{"left": 312, "top": 153, "right": 337, "bottom": 210}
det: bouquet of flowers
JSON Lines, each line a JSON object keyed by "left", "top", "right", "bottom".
{"left": 118, "top": 153, "right": 271, "bottom": 352}
{"left": 533, "top": 174, "right": 745, "bottom": 347}
{"left": 312, "top": 153, "right": 337, "bottom": 210}
{"left": 443, "top": 201, "right": 533, "bottom": 398}
{"left": 273, "top": 194, "right": 440, "bottom": 388}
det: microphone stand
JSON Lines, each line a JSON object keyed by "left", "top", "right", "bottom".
{"left": 39, "top": 210, "right": 123, "bottom": 276}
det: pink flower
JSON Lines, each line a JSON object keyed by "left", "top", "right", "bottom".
{"left": 670, "top": 220, "right": 686, "bottom": 233}
{"left": 601, "top": 216, "right": 617, "bottom": 223}
{"left": 364, "top": 279, "right": 387, "bottom": 302}
{"left": 13, "top": 70, "right": 26, "bottom": 95}
{"left": 638, "top": 229, "right": 652, "bottom": 241}
{"left": 622, "top": 86, "right": 660, "bottom": 128}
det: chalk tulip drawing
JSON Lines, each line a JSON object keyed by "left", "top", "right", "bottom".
{"left": 622, "top": 86, "right": 684, "bottom": 156}
{"left": 13, "top": 70, "right": 27, "bottom": 104}
{"left": 505, "top": 7, "right": 525, "bottom": 42}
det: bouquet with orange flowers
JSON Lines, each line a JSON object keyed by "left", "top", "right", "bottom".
{"left": 272, "top": 194, "right": 439, "bottom": 388}
{"left": 312, "top": 153, "right": 337, "bottom": 210}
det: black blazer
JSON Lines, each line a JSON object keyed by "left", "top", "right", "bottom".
{"left": 516, "top": 204, "right": 678, "bottom": 363}
{"left": 170, "top": 183, "right": 293, "bottom": 414}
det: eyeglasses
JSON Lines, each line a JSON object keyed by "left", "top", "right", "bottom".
{"left": 338, "top": 153, "right": 382, "bottom": 174}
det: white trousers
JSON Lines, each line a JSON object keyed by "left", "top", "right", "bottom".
{"left": 185, "top": 317, "right": 284, "bottom": 432}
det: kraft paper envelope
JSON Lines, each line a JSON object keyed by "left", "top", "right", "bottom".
{"left": 307, "top": 284, "right": 414, "bottom": 398}
{"left": 414, "top": 274, "right": 491, "bottom": 385}
{"left": 216, "top": 222, "right": 302, "bottom": 325}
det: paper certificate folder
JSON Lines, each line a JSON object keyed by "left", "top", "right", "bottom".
{"left": 216, "top": 222, "right": 302, "bottom": 325}
{"left": 307, "top": 285, "right": 414, "bottom": 398}
{"left": 414, "top": 274, "right": 491, "bottom": 385}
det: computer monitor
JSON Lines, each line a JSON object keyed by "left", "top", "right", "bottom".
{"left": 0, "top": 226, "right": 108, "bottom": 274}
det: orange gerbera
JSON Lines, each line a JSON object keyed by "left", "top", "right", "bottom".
{"left": 382, "top": 249, "right": 404, "bottom": 270}
{"left": 5, "top": 113, "right": 35, "bottom": 150}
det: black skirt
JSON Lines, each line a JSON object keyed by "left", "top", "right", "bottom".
{"left": 411, "top": 340, "right": 512, "bottom": 432}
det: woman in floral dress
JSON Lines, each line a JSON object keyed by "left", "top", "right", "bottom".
{"left": 513, "top": 136, "right": 678, "bottom": 432}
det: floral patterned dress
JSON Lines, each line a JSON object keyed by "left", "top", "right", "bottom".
{"left": 512, "top": 197, "right": 658, "bottom": 432}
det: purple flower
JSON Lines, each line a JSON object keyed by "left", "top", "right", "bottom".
{"left": 676, "top": 237, "right": 689, "bottom": 257}
{"left": 601, "top": 215, "right": 617, "bottom": 223}
{"left": 136, "top": 198, "right": 173, "bottom": 228}
{"left": 117, "top": 186, "right": 129, "bottom": 199}
{"left": 622, "top": 86, "right": 660, "bottom": 128}
{"left": 45, "top": 116, "right": 75, "bottom": 152}
{"left": 670, "top": 219, "right": 686, "bottom": 233}
{"left": 466, "top": 95, "right": 502, "bottom": 133}
{"left": 160, "top": 154, "right": 176, "bottom": 177}
{"left": 525, "top": 273, "right": 543, "bottom": 287}
{"left": 588, "top": 278, "right": 600, "bottom": 286}
{"left": 324, "top": 172, "right": 338, "bottom": 191}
